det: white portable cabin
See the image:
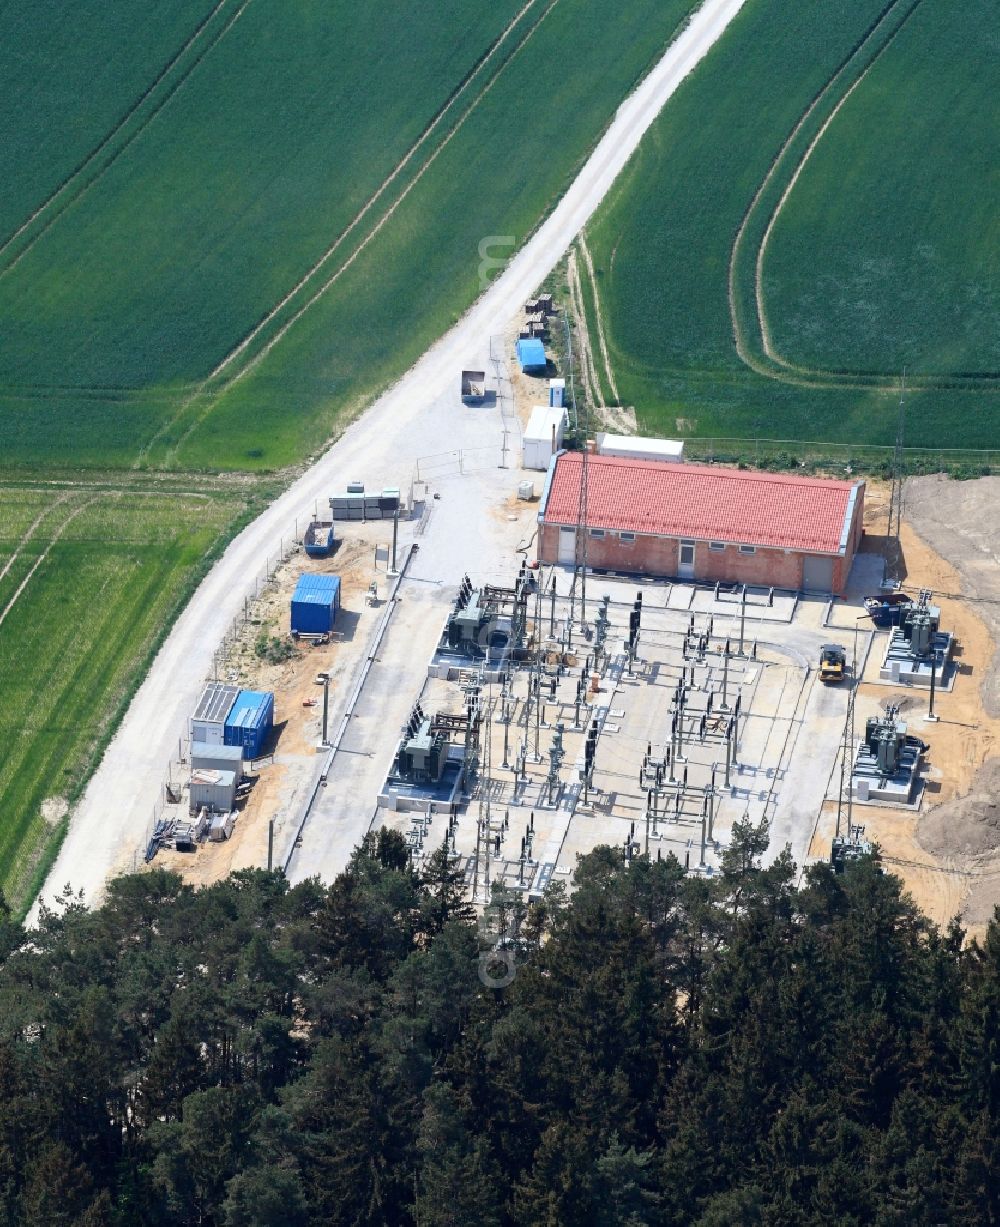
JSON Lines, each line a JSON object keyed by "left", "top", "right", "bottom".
{"left": 190, "top": 683, "right": 239, "bottom": 747}
{"left": 191, "top": 743, "right": 245, "bottom": 776}
{"left": 522, "top": 405, "right": 567, "bottom": 471}
{"left": 595, "top": 432, "right": 684, "bottom": 463}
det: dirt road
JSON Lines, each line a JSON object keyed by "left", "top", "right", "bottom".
{"left": 30, "top": 0, "right": 750, "bottom": 919}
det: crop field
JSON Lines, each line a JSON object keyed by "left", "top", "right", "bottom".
{"left": 580, "top": 0, "right": 1000, "bottom": 450}
{"left": 0, "top": 0, "right": 696, "bottom": 471}
{"left": 0, "top": 487, "right": 246, "bottom": 914}
{"left": 0, "top": 0, "right": 704, "bottom": 908}
{"left": 761, "top": 0, "right": 999, "bottom": 378}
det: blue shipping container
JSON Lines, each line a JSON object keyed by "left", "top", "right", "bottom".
{"left": 515, "top": 338, "right": 546, "bottom": 372}
{"left": 224, "top": 690, "right": 274, "bottom": 759}
{"left": 291, "top": 574, "right": 341, "bottom": 634}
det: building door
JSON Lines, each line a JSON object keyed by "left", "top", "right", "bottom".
{"left": 678, "top": 540, "right": 696, "bottom": 580}
{"left": 558, "top": 526, "right": 576, "bottom": 565}
{"left": 802, "top": 554, "right": 834, "bottom": 593}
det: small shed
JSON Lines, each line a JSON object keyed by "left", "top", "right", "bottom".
{"left": 291, "top": 574, "right": 341, "bottom": 635}
{"left": 515, "top": 338, "right": 546, "bottom": 373}
{"left": 189, "top": 768, "right": 237, "bottom": 814}
{"left": 224, "top": 690, "right": 274, "bottom": 760}
{"left": 523, "top": 405, "right": 567, "bottom": 471}
{"left": 190, "top": 682, "right": 239, "bottom": 746}
{"left": 191, "top": 743, "right": 245, "bottom": 776}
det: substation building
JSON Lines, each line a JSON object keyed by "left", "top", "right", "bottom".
{"left": 537, "top": 452, "right": 865, "bottom": 595}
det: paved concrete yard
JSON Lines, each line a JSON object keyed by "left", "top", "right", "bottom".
{"left": 367, "top": 568, "right": 879, "bottom": 898}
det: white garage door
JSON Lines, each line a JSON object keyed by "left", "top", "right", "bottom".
{"left": 802, "top": 555, "right": 834, "bottom": 593}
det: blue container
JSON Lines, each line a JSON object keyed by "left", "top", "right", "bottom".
{"left": 291, "top": 574, "right": 341, "bottom": 635}
{"left": 304, "top": 522, "right": 335, "bottom": 557}
{"left": 224, "top": 690, "right": 274, "bottom": 759}
{"left": 515, "top": 338, "right": 546, "bottom": 372}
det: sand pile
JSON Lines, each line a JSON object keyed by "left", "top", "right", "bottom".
{"left": 918, "top": 757, "right": 1000, "bottom": 861}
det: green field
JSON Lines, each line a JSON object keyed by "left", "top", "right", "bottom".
{"left": 0, "top": 485, "right": 252, "bottom": 911}
{"left": 580, "top": 0, "right": 1000, "bottom": 450}
{"left": 0, "top": 0, "right": 697, "bottom": 471}
{"left": 0, "top": 0, "right": 703, "bottom": 908}
{"left": 761, "top": 0, "right": 1000, "bottom": 377}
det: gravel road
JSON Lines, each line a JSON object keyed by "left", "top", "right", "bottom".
{"left": 30, "top": 0, "right": 748, "bottom": 920}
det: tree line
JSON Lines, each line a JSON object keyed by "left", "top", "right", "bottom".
{"left": 0, "top": 819, "right": 996, "bottom": 1225}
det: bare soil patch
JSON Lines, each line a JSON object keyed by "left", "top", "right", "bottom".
{"left": 847, "top": 478, "right": 1000, "bottom": 936}
{"left": 918, "top": 758, "right": 1000, "bottom": 861}
{"left": 903, "top": 475, "right": 1000, "bottom": 717}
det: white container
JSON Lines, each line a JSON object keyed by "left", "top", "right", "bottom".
{"left": 522, "top": 405, "right": 567, "bottom": 471}
{"left": 595, "top": 432, "right": 684, "bottom": 462}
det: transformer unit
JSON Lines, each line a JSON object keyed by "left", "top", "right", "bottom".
{"left": 395, "top": 705, "right": 449, "bottom": 785}
{"left": 447, "top": 595, "right": 496, "bottom": 655}
{"left": 445, "top": 578, "right": 498, "bottom": 657}
{"left": 900, "top": 602, "right": 940, "bottom": 657}
{"left": 864, "top": 712, "right": 907, "bottom": 777}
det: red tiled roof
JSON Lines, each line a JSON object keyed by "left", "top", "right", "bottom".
{"left": 543, "top": 454, "right": 859, "bottom": 555}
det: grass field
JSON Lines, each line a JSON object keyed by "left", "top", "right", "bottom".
{"left": 580, "top": 0, "right": 1000, "bottom": 448}
{"left": 0, "top": 0, "right": 220, "bottom": 242}
{"left": 0, "top": 0, "right": 702, "bottom": 906}
{"left": 761, "top": 0, "right": 1000, "bottom": 377}
{"left": 0, "top": 486, "right": 251, "bottom": 914}
{"left": 0, "top": 0, "right": 696, "bottom": 471}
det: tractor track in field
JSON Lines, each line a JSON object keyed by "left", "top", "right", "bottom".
{"left": 147, "top": 0, "right": 563, "bottom": 468}
{"left": 0, "top": 0, "right": 547, "bottom": 406}
{"left": 724, "top": 0, "right": 999, "bottom": 393}
{"left": 578, "top": 232, "right": 621, "bottom": 405}
{"left": 0, "top": 493, "right": 70, "bottom": 587}
{"left": 203, "top": 0, "right": 548, "bottom": 387}
{"left": 729, "top": 0, "right": 1000, "bottom": 393}
{"left": 0, "top": 497, "right": 96, "bottom": 633}
{"left": 0, "top": 0, "right": 255, "bottom": 282}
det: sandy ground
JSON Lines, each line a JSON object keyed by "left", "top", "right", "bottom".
{"left": 810, "top": 478, "right": 1000, "bottom": 939}
{"left": 155, "top": 531, "right": 385, "bottom": 887}
{"left": 903, "top": 475, "right": 1000, "bottom": 718}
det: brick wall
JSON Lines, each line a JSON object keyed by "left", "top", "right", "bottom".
{"left": 537, "top": 522, "right": 858, "bottom": 593}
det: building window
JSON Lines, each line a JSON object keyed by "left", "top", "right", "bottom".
{"left": 739, "top": 544, "right": 756, "bottom": 555}
{"left": 709, "top": 541, "right": 725, "bottom": 552}
{"left": 619, "top": 532, "right": 636, "bottom": 544}
{"left": 589, "top": 528, "right": 605, "bottom": 539}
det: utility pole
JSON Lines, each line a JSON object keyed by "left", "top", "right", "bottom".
{"left": 571, "top": 368, "right": 590, "bottom": 642}
{"left": 885, "top": 370, "right": 907, "bottom": 585}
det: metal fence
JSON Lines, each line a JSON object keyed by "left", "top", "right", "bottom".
{"left": 682, "top": 436, "right": 1000, "bottom": 475}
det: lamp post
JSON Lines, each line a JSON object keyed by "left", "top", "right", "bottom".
{"left": 318, "top": 672, "right": 331, "bottom": 747}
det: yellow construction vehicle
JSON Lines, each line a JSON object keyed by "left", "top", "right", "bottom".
{"left": 819, "top": 643, "right": 847, "bottom": 684}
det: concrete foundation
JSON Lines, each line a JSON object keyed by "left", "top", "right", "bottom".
{"left": 850, "top": 739, "right": 922, "bottom": 806}
{"left": 879, "top": 630, "right": 954, "bottom": 689}
{"left": 378, "top": 747, "right": 466, "bottom": 816}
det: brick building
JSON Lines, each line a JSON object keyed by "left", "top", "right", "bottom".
{"left": 537, "top": 453, "right": 865, "bottom": 594}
